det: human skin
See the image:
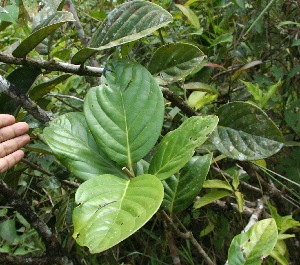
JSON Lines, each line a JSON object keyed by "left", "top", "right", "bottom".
{"left": 0, "top": 114, "right": 30, "bottom": 174}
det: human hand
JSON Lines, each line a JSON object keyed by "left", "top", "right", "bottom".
{"left": 0, "top": 114, "right": 30, "bottom": 174}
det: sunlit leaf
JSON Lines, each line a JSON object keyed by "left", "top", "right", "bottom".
{"left": 149, "top": 116, "right": 218, "bottom": 180}
{"left": 210, "top": 102, "right": 284, "bottom": 160}
{"left": 193, "top": 190, "right": 231, "bottom": 209}
{"left": 73, "top": 174, "right": 164, "bottom": 253}
{"left": 71, "top": 1, "right": 172, "bottom": 64}
{"left": 162, "top": 154, "right": 212, "bottom": 214}
{"left": 175, "top": 4, "right": 200, "bottom": 29}
{"left": 148, "top": 43, "right": 206, "bottom": 85}
{"left": 228, "top": 218, "right": 278, "bottom": 265}
{"left": 84, "top": 60, "right": 164, "bottom": 169}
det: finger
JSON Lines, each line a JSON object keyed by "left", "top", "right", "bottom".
{"left": 0, "top": 122, "right": 29, "bottom": 143}
{"left": 0, "top": 114, "right": 15, "bottom": 128}
{"left": 0, "top": 134, "right": 30, "bottom": 158}
{"left": 0, "top": 150, "right": 24, "bottom": 174}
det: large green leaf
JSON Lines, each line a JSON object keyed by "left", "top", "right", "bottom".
{"left": 148, "top": 43, "right": 206, "bottom": 85}
{"left": 149, "top": 116, "right": 218, "bottom": 180}
{"left": 12, "top": 11, "right": 75, "bottom": 58}
{"left": 71, "top": 1, "right": 173, "bottom": 64}
{"left": 210, "top": 102, "right": 284, "bottom": 160}
{"left": 228, "top": 218, "right": 278, "bottom": 265}
{"left": 43, "top": 112, "right": 127, "bottom": 181}
{"left": 73, "top": 174, "right": 164, "bottom": 253}
{"left": 162, "top": 154, "right": 212, "bottom": 214}
{"left": 84, "top": 60, "right": 164, "bottom": 169}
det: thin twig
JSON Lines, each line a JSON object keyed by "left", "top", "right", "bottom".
{"left": 161, "top": 211, "right": 215, "bottom": 265}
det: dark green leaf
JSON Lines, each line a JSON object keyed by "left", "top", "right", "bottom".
{"left": 71, "top": 1, "right": 172, "bottom": 64}
{"left": 210, "top": 102, "right": 284, "bottom": 160}
{"left": 12, "top": 11, "right": 75, "bottom": 58}
{"left": 162, "top": 154, "right": 212, "bottom": 214}
{"left": 148, "top": 43, "right": 206, "bottom": 85}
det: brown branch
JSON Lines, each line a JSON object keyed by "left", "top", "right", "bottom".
{"left": 0, "top": 180, "right": 73, "bottom": 262}
{"left": 0, "top": 253, "right": 73, "bottom": 265}
{"left": 0, "top": 53, "right": 197, "bottom": 117}
{"left": 0, "top": 74, "right": 52, "bottom": 123}
{"left": 0, "top": 53, "right": 103, "bottom": 75}
{"left": 160, "top": 86, "right": 198, "bottom": 117}
{"left": 161, "top": 211, "right": 215, "bottom": 265}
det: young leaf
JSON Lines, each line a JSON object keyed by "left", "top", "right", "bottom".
{"left": 149, "top": 115, "right": 218, "bottom": 180}
{"left": 210, "top": 102, "right": 284, "bottom": 161}
{"left": 12, "top": 11, "right": 75, "bottom": 58}
{"left": 174, "top": 4, "right": 200, "bottom": 29}
{"left": 71, "top": 1, "right": 173, "bottom": 64}
{"left": 73, "top": 174, "right": 164, "bottom": 253}
{"left": 193, "top": 190, "right": 231, "bottom": 209}
{"left": 202, "top": 180, "right": 233, "bottom": 191}
{"left": 43, "top": 112, "right": 127, "bottom": 181}
{"left": 162, "top": 154, "right": 212, "bottom": 214}
{"left": 84, "top": 60, "right": 164, "bottom": 169}
{"left": 148, "top": 43, "right": 206, "bottom": 85}
{"left": 228, "top": 218, "right": 278, "bottom": 265}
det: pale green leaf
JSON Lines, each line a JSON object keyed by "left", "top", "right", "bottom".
{"left": 162, "top": 154, "right": 212, "bottom": 214}
{"left": 210, "top": 102, "right": 284, "bottom": 160}
{"left": 193, "top": 190, "right": 231, "bottom": 209}
{"left": 202, "top": 179, "right": 233, "bottom": 191}
{"left": 148, "top": 43, "right": 206, "bottom": 85}
{"left": 71, "top": 1, "right": 172, "bottom": 64}
{"left": 73, "top": 174, "right": 164, "bottom": 253}
{"left": 175, "top": 4, "right": 200, "bottom": 29}
{"left": 149, "top": 116, "right": 218, "bottom": 180}
{"left": 84, "top": 60, "right": 164, "bottom": 169}
{"left": 43, "top": 112, "right": 127, "bottom": 181}
{"left": 228, "top": 218, "right": 278, "bottom": 265}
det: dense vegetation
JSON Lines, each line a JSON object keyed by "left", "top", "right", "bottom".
{"left": 0, "top": 0, "right": 299, "bottom": 264}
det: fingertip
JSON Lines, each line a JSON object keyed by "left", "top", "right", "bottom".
{"left": 0, "top": 114, "right": 15, "bottom": 128}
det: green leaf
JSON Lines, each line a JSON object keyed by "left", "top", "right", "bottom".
{"left": 71, "top": 1, "right": 172, "bottom": 64}
{"left": 174, "top": 4, "right": 200, "bottom": 29}
{"left": 210, "top": 102, "right": 284, "bottom": 161}
{"left": 0, "top": 5, "right": 19, "bottom": 23}
{"left": 162, "top": 154, "right": 212, "bottom": 214}
{"left": 267, "top": 201, "right": 300, "bottom": 233}
{"left": 12, "top": 11, "right": 75, "bottom": 58}
{"left": 228, "top": 218, "right": 278, "bottom": 265}
{"left": 84, "top": 60, "right": 164, "bottom": 169}
{"left": 43, "top": 112, "right": 127, "bottom": 181}
{"left": 0, "top": 219, "right": 17, "bottom": 244}
{"left": 0, "top": 66, "right": 41, "bottom": 114}
{"left": 148, "top": 43, "right": 206, "bottom": 85}
{"left": 193, "top": 190, "right": 231, "bottom": 209}
{"left": 202, "top": 180, "right": 233, "bottom": 191}
{"left": 149, "top": 115, "right": 218, "bottom": 180}
{"left": 29, "top": 74, "right": 72, "bottom": 101}
{"left": 73, "top": 174, "right": 164, "bottom": 253}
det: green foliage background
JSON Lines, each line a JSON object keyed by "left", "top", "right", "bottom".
{"left": 0, "top": 0, "right": 300, "bottom": 264}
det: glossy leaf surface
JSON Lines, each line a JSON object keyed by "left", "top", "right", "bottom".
{"left": 162, "top": 154, "right": 212, "bottom": 214}
{"left": 73, "top": 174, "right": 164, "bottom": 253}
{"left": 228, "top": 218, "right": 278, "bottom": 265}
{"left": 210, "top": 102, "right": 284, "bottom": 160}
{"left": 12, "top": 11, "right": 75, "bottom": 58}
{"left": 71, "top": 1, "right": 172, "bottom": 64}
{"left": 148, "top": 43, "right": 206, "bottom": 85}
{"left": 149, "top": 115, "right": 218, "bottom": 180}
{"left": 84, "top": 60, "right": 164, "bottom": 169}
{"left": 43, "top": 112, "right": 127, "bottom": 181}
